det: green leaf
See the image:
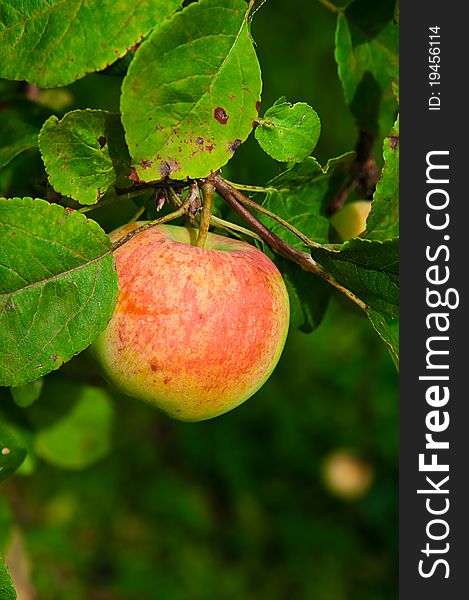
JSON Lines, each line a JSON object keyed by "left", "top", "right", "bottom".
{"left": 262, "top": 154, "right": 355, "bottom": 248}
{"left": 335, "top": 0, "right": 398, "bottom": 136}
{"left": 10, "top": 378, "right": 44, "bottom": 408}
{"left": 0, "top": 114, "right": 38, "bottom": 171}
{"left": 0, "top": 197, "right": 118, "bottom": 387}
{"left": 39, "top": 110, "right": 131, "bottom": 205}
{"left": 34, "top": 381, "right": 113, "bottom": 470}
{"left": 310, "top": 238, "right": 398, "bottom": 318}
{"left": 121, "top": 0, "right": 262, "bottom": 181}
{"left": 365, "top": 114, "right": 399, "bottom": 240}
{"left": 0, "top": 553, "right": 16, "bottom": 600}
{"left": 368, "top": 309, "right": 399, "bottom": 369}
{"left": 255, "top": 101, "right": 321, "bottom": 162}
{"left": 269, "top": 152, "right": 355, "bottom": 190}
{"left": 0, "top": 495, "right": 13, "bottom": 552}
{"left": 279, "top": 259, "right": 331, "bottom": 333}
{"left": 0, "top": 421, "right": 26, "bottom": 484}
{"left": 0, "top": 0, "right": 182, "bottom": 88}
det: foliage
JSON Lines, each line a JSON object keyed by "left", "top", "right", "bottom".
{"left": 0, "top": 552, "right": 16, "bottom": 600}
{"left": 0, "top": 0, "right": 398, "bottom": 597}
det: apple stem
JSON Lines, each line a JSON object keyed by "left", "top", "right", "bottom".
{"left": 214, "top": 176, "right": 369, "bottom": 313}
{"left": 196, "top": 175, "right": 214, "bottom": 248}
{"left": 169, "top": 184, "right": 261, "bottom": 242}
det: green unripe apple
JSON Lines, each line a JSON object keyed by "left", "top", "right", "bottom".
{"left": 91, "top": 224, "right": 290, "bottom": 422}
{"left": 330, "top": 200, "right": 372, "bottom": 241}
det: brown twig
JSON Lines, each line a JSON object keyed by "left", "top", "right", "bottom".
{"left": 214, "top": 175, "right": 369, "bottom": 312}
{"left": 226, "top": 184, "right": 323, "bottom": 249}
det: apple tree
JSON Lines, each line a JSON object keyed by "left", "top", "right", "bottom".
{"left": 0, "top": 0, "right": 398, "bottom": 595}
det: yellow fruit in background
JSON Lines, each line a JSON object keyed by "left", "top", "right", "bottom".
{"left": 330, "top": 200, "right": 372, "bottom": 241}
{"left": 322, "top": 450, "right": 373, "bottom": 500}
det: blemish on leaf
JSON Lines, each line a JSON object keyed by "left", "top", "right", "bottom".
{"left": 129, "top": 168, "right": 141, "bottom": 182}
{"left": 214, "top": 107, "right": 229, "bottom": 124}
{"left": 140, "top": 160, "right": 153, "bottom": 170}
{"left": 160, "top": 161, "right": 171, "bottom": 178}
{"left": 163, "top": 377, "right": 171, "bottom": 384}
{"left": 389, "top": 136, "right": 399, "bottom": 150}
{"left": 1, "top": 447, "right": 10, "bottom": 456}
{"left": 97, "top": 136, "right": 106, "bottom": 149}
{"left": 205, "top": 144, "right": 214, "bottom": 153}
{"left": 52, "top": 355, "right": 58, "bottom": 362}
{"left": 150, "top": 361, "right": 158, "bottom": 372}
{"left": 159, "top": 159, "right": 180, "bottom": 178}
{"left": 256, "top": 100, "right": 261, "bottom": 113}
{"left": 229, "top": 139, "right": 242, "bottom": 154}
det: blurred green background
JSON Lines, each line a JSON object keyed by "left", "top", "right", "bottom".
{"left": 0, "top": 1, "right": 398, "bottom": 598}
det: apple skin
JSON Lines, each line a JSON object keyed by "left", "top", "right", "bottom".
{"left": 91, "top": 224, "right": 290, "bottom": 422}
{"left": 330, "top": 200, "right": 372, "bottom": 241}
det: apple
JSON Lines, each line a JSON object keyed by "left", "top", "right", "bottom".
{"left": 91, "top": 224, "right": 290, "bottom": 421}
{"left": 330, "top": 200, "right": 372, "bottom": 241}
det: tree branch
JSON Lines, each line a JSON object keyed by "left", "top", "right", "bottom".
{"left": 226, "top": 184, "right": 323, "bottom": 249}
{"left": 214, "top": 175, "right": 369, "bottom": 313}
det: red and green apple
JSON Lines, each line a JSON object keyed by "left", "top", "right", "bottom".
{"left": 92, "top": 224, "right": 290, "bottom": 421}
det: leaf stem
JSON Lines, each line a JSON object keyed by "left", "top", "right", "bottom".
{"left": 111, "top": 194, "right": 192, "bottom": 252}
{"left": 316, "top": 0, "right": 342, "bottom": 14}
{"left": 78, "top": 188, "right": 152, "bottom": 213}
{"left": 167, "top": 186, "right": 183, "bottom": 208}
{"left": 128, "top": 204, "right": 146, "bottom": 223}
{"left": 78, "top": 195, "right": 124, "bottom": 213}
{"left": 208, "top": 215, "right": 263, "bottom": 242}
{"left": 196, "top": 175, "right": 214, "bottom": 248}
{"left": 221, "top": 179, "right": 276, "bottom": 193}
